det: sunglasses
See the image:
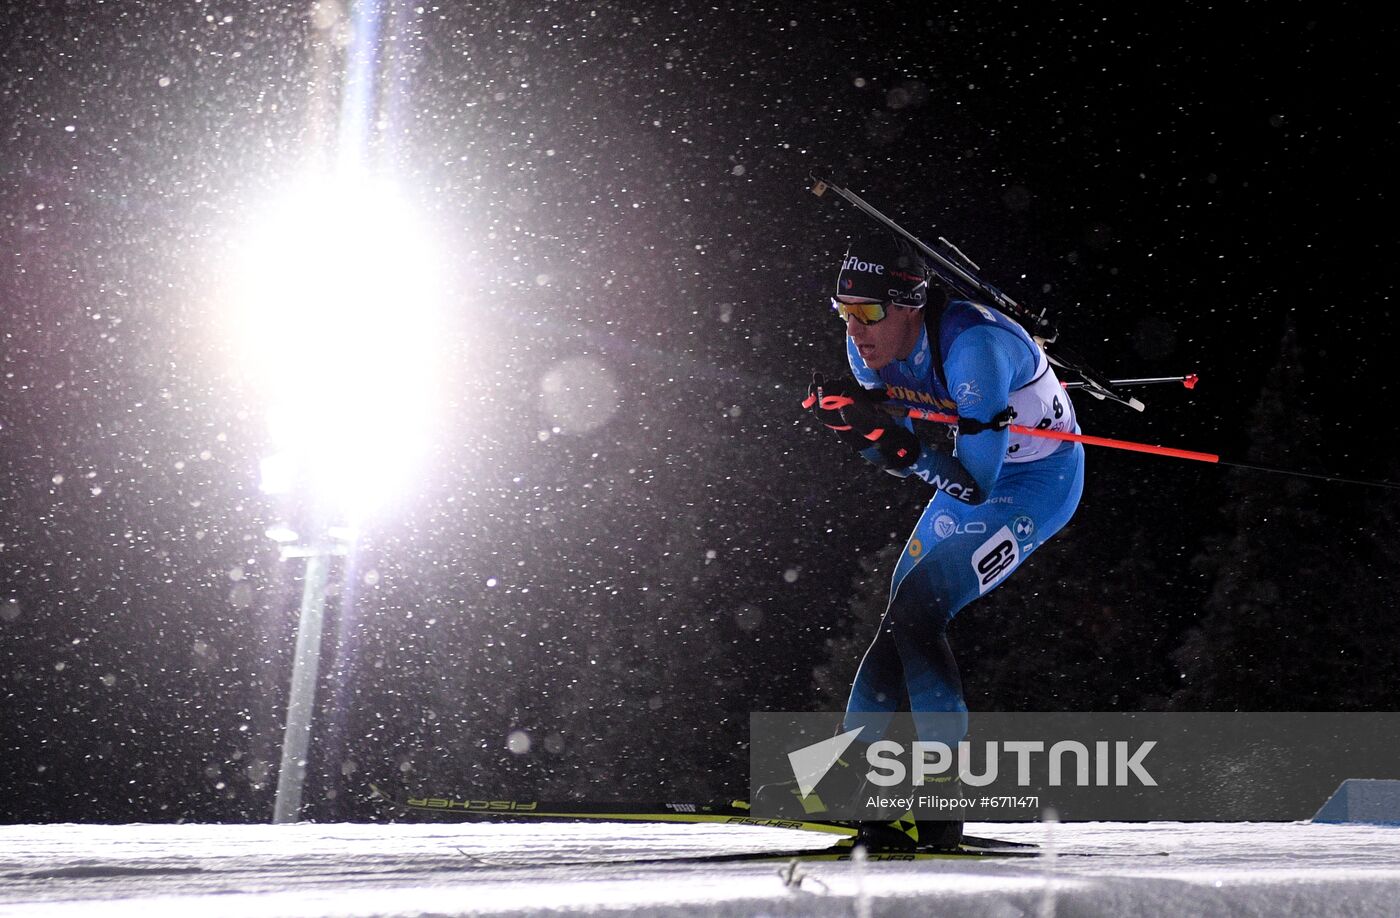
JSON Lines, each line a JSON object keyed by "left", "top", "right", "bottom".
{"left": 831, "top": 297, "right": 890, "bottom": 325}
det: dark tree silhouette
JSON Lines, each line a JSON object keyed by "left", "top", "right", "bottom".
{"left": 1169, "top": 323, "right": 1395, "bottom": 709}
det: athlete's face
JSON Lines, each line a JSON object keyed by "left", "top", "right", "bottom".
{"left": 845, "top": 304, "right": 923, "bottom": 370}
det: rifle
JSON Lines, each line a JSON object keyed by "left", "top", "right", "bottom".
{"left": 810, "top": 172, "right": 1146, "bottom": 412}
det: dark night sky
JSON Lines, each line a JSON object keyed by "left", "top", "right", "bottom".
{"left": 1, "top": 2, "right": 1396, "bottom": 822}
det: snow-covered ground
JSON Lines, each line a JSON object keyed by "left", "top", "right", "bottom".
{"left": 2, "top": 821, "right": 1398, "bottom": 917}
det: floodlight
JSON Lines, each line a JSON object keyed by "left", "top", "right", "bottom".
{"left": 226, "top": 171, "right": 447, "bottom": 522}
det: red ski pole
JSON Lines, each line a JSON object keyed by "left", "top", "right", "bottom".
{"left": 902, "top": 408, "right": 1400, "bottom": 491}
{"left": 903, "top": 409, "right": 1220, "bottom": 463}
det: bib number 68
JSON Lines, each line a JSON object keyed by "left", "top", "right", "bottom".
{"left": 971, "top": 526, "right": 1021, "bottom": 594}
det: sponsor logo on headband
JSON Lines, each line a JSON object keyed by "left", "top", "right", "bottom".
{"left": 842, "top": 255, "right": 885, "bottom": 274}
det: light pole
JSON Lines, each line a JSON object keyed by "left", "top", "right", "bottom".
{"left": 271, "top": 529, "right": 353, "bottom": 824}
{"left": 217, "top": 0, "right": 447, "bottom": 826}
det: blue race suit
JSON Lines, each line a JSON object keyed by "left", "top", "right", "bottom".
{"left": 841, "top": 300, "right": 1085, "bottom": 745}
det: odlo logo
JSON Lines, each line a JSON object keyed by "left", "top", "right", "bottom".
{"left": 842, "top": 255, "right": 884, "bottom": 274}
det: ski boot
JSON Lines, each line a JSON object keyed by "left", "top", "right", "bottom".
{"left": 852, "top": 810, "right": 921, "bottom": 851}
{"left": 913, "top": 818, "right": 963, "bottom": 851}
{"left": 911, "top": 772, "right": 964, "bottom": 851}
{"left": 752, "top": 742, "right": 873, "bottom": 820}
{"left": 849, "top": 814, "right": 962, "bottom": 851}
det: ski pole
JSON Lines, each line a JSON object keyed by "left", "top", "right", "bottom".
{"left": 905, "top": 408, "right": 1218, "bottom": 463}
{"left": 902, "top": 408, "right": 1400, "bottom": 491}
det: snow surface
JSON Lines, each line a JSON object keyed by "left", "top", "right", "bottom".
{"left": 2, "top": 821, "right": 1398, "bottom": 917}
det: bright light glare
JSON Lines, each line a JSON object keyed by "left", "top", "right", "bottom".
{"left": 226, "top": 173, "right": 447, "bottom": 521}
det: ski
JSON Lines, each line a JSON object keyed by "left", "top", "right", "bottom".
{"left": 368, "top": 784, "right": 1036, "bottom": 851}
{"left": 452, "top": 839, "right": 1037, "bottom": 869}
{"left": 707, "top": 841, "right": 1034, "bottom": 862}
{"left": 370, "top": 786, "right": 1162, "bottom": 859}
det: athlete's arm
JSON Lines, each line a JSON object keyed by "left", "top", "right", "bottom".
{"left": 942, "top": 324, "right": 1027, "bottom": 495}
{"left": 844, "top": 338, "right": 983, "bottom": 502}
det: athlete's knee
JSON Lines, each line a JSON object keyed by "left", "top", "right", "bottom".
{"left": 884, "top": 576, "right": 952, "bottom": 633}
{"left": 843, "top": 710, "right": 895, "bottom": 739}
{"left": 912, "top": 708, "right": 967, "bottom": 746}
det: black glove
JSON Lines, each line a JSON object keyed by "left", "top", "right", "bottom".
{"left": 803, "top": 372, "right": 921, "bottom": 470}
{"left": 803, "top": 372, "right": 871, "bottom": 450}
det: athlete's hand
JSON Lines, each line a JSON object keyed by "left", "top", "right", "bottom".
{"left": 803, "top": 372, "right": 879, "bottom": 450}
{"left": 802, "top": 372, "right": 919, "bottom": 469}
{"left": 838, "top": 394, "right": 921, "bottom": 470}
